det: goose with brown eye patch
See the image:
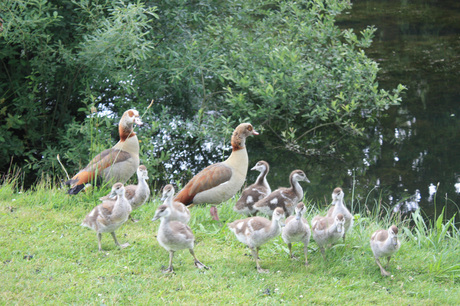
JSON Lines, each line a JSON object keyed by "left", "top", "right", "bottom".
{"left": 65, "top": 109, "right": 143, "bottom": 195}
{"left": 99, "top": 165, "right": 150, "bottom": 222}
{"left": 234, "top": 161, "right": 271, "bottom": 216}
{"left": 228, "top": 207, "right": 285, "bottom": 273}
{"left": 254, "top": 170, "right": 310, "bottom": 217}
{"left": 311, "top": 213, "right": 345, "bottom": 260}
{"left": 81, "top": 183, "right": 132, "bottom": 251}
{"left": 327, "top": 187, "right": 353, "bottom": 242}
{"left": 370, "top": 225, "right": 401, "bottom": 276}
{"left": 151, "top": 205, "right": 208, "bottom": 273}
{"left": 174, "top": 123, "right": 259, "bottom": 221}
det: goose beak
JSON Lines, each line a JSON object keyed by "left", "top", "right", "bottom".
{"left": 252, "top": 130, "right": 259, "bottom": 136}
{"left": 135, "top": 117, "right": 143, "bottom": 126}
{"left": 151, "top": 216, "right": 160, "bottom": 222}
{"left": 296, "top": 215, "right": 301, "bottom": 221}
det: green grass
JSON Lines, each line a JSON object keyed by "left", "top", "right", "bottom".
{"left": 1, "top": 179, "right": 459, "bottom": 305}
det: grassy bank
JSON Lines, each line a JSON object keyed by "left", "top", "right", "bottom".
{"left": 1, "top": 179, "right": 459, "bottom": 305}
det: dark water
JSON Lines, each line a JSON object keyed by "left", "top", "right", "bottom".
{"left": 248, "top": 0, "right": 460, "bottom": 221}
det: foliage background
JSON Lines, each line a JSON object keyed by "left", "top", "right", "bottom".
{"left": 0, "top": 0, "right": 404, "bottom": 189}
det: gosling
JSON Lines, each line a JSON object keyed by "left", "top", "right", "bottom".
{"left": 228, "top": 207, "right": 285, "bottom": 273}
{"left": 151, "top": 205, "right": 207, "bottom": 273}
{"left": 281, "top": 202, "right": 311, "bottom": 266}
{"left": 370, "top": 225, "right": 401, "bottom": 276}
{"left": 234, "top": 160, "right": 271, "bottom": 216}
{"left": 311, "top": 213, "right": 345, "bottom": 259}
{"left": 82, "top": 182, "right": 131, "bottom": 251}
{"left": 327, "top": 187, "right": 353, "bottom": 242}
{"left": 100, "top": 165, "right": 150, "bottom": 221}
{"left": 161, "top": 184, "right": 191, "bottom": 224}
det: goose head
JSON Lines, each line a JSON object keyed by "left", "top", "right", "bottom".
{"left": 161, "top": 184, "right": 175, "bottom": 202}
{"left": 151, "top": 204, "right": 171, "bottom": 222}
{"left": 119, "top": 109, "right": 143, "bottom": 141}
{"left": 389, "top": 225, "right": 399, "bottom": 247}
{"left": 331, "top": 187, "right": 344, "bottom": 205}
{"left": 231, "top": 123, "right": 259, "bottom": 150}
{"left": 273, "top": 207, "right": 286, "bottom": 227}
{"left": 251, "top": 160, "right": 269, "bottom": 173}
{"left": 295, "top": 202, "right": 306, "bottom": 220}
{"left": 109, "top": 182, "right": 125, "bottom": 199}
{"left": 335, "top": 214, "right": 345, "bottom": 233}
{"left": 137, "top": 165, "right": 149, "bottom": 181}
{"left": 125, "top": 109, "right": 143, "bottom": 126}
{"left": 290, "top": 170, "right": 310, "bottom": 184}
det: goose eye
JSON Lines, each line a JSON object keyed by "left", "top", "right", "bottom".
{"left": 248, "top": 126, "right": 253, "bottom": 131}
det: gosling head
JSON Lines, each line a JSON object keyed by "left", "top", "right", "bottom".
{"left": 389, "top": 225, "right": 399, "bottom": 247}
{"left": 251, "top": 160, "right": 269, "bottom": 173}
{"left": 151, "top": 204, "right": 171, "bottom": 222}
{"left": 112, "top": 182, "right": 125, "bottom": 197}
{"left": 331, "top": 187, "right": 344, "bottom": 204}
{"left": 290, "top": 170, "right": 310, "bottom": 184}
{"left": 295, "top": 202, "right": 306, "bottom": 220}
{"left": 273, "top": 207, "right": 286, "bottom": 227}
{"left": 335, "top": 214, "right": 345, "bottom": 233}
{"left": 161, "top": 184, "right": 175, "bottom": 202}
{"left": 138, "top": 165, "right": 149, "bottom": 180}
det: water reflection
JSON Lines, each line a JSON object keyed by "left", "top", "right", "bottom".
{"left": 332, "top": 0, "right": 460, "bottom": 222}
{"left": 393, "top": 189, "right": 420, "bottom": 214}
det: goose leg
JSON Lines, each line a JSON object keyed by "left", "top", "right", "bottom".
{"left": 111, "top": 231, "right": 130, "bottom": 249}
{"left": 97, "top": 233, "right": 103, "bottom": 251}
{"left": 163, "top": 251, "right": 175, "bottom": 273}
{"left": 189, "top": 249, "right": 208, "bottom": 270}
{"left": 251, "top": 247, "right": 268, "bottom": 273}
{"left": 385, "top": 256, "right": 392, "bottom": 269}
{"left": 375, "top": 257, "right": 391, "bottom": 276}
{"left": 210, "top": 206, "right": 219, "bottom": 221}
{"left": 320, "top": 246, "right": 326, "bottom": 261}
{"left": 303, "top": 244, "right": 309, "bottom": 266}
{"left": 110, "top": 232, "right": 120, "bottom": 247}
{"left": 288, "top": 243, "right": 293, "bottom": 258}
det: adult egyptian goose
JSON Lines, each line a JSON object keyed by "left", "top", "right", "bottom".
{"left": 81, "top": 182, "right": 132, "bottom": 251}
{"left": 370, "top": 225, "right": 401, "bottom": 276}
{"left": 253, "top": 170, "right": 309, "bottom": 217}
{"left": 228, "top": 207, "right": 285, "bottom": 273}
{"left": 327, "top": 187, "right": 353, "bottom": 242}
{"left": 65, "top": 109, "right": 143, "bottom": 194}
{"left": 151, "top": 204, "right": 208, "bottom": 273}
{"left": 234, "top": 160, "right": 271, "bottom": 216}
{"left": 311, "top": 213, "right": 345, "bottom": 259}
{"left": 281, "top": 202, "right": 311, "bottom": 266}
{"left": 161, "top": 184, "right": 190, "bottom": 224}
{"left": 174, "top": 123, "right": 259, "bottom": 220}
